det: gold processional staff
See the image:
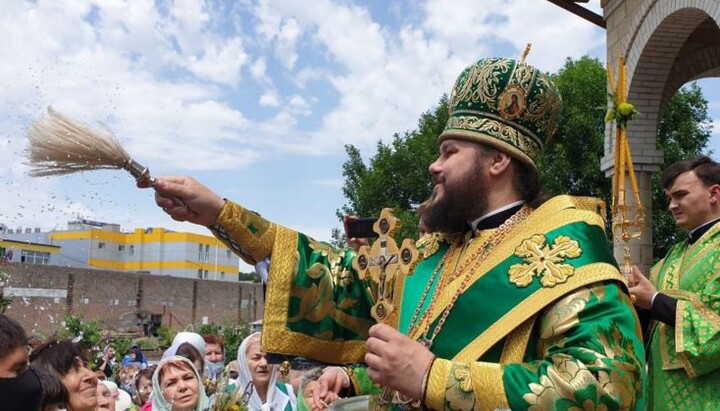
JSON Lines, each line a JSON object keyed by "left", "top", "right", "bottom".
{"left": 606, "top": 56, "right": 644, "bottom": 288}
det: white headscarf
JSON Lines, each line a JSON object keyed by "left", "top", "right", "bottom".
{"left": 100, "top": 380, "right": 133, "bottom": 411}
{"left": 162, "top": 332, "right": 206, "bottom": 360}
{"left": 237, "top": 332, "right": 296, "bottom": 411}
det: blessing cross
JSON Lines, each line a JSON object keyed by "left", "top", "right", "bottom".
{"left": 351, "top": 208, "right": 419, "bottom": 327}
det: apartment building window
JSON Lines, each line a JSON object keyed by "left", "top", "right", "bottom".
{"left": 204, "top": 245, "right": 210, "bottom": 262}
{"left": 129, "top": 245, "right": 134, "bottom": 257}
{"left": 226, "top": 249, "right": 231, "bottom": 259}
{"left": 118, "top": 245, "right": 125, "bottom": 251}
{"left": 221, "top": 271, "right": 225, "bottom": 280}
{"left": 20, "top": 250, "right": 50, "bottom": 265}
{"left": 197, "top": 269, "right": 203, "bottom": 279}
{"left": 98, "top": 242, "right": 105, "bottom": 249}
{"left": 204, "top": 269, "right": 208, "bottom": 279}
{"left": 198, "top": 244, "right": 204, "bottom": 260}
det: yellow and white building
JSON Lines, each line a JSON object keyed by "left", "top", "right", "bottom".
{"left": 1, "top": 220, "right": 240, "bottom": 281}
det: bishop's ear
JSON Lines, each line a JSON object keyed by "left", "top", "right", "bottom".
{"left": 487, "top": 150, "right": 513, "bottom": 177}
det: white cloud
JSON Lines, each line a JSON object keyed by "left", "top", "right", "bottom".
{"left": 288, "top": 95, "right": 311, "bottom": 115}
{"left": 423, "top": 0, "right": 605, "bottom": 72}
{"left": 250, "top": 57, "right": 271, "bottom": 84}
{"left": 184, "top": 37, "right": 248, "bottom": 86}
{"left": 275, "top": 17, "right": 301, "bottom": 70}
{"left": 260, "top": 93, "right": 280, "bottom": 107}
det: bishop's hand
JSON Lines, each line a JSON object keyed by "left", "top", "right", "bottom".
{"left": 139, "top": 176, "right": 226, "bottom": 227}
{"left": 365, "top": 323, "right": 435, "bottom": 402}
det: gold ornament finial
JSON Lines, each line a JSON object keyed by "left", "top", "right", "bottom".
{"left": 279, "top": 361, "right": 291, "bottom": 378}
{"left": 520, "top": 43, "right": 532, "bottom": 63}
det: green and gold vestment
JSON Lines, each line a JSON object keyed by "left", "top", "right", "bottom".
{"left": 647, "top": 222, "right": 720, "bottom": 410}
{"left": 210, "top": 196, "right": 645, "bottom": 410}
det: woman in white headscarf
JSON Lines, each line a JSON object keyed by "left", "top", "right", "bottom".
{"left": 162, "top": 332, "right": 206, "bottom": 361}
{"left": 237, "top": 332, "right": 296, "bottom": 411}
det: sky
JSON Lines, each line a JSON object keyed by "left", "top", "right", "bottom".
{"left": 1, "top": 0, "right": 718, "bottom": 269}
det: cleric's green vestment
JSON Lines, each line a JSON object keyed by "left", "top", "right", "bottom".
{"left": 210, "top": 195, "right": 645, "bottom": 410}
{"left": 647, "top": 221, "right": 720, "bottom": 410}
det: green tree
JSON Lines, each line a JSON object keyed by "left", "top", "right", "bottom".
{"left": 540, "top": 56, "right": 610, "bottom": 202}
{"left": 335, "top": 96, "right": 448, "bottom": 244}
{"left": 651, "top": 82, "right": 713, "bottom": 258}
{"left": 59, "top": 311, "right": 104, "bottom": 363}
{"left": 197, "top": 322, "right": 252, "bottom": 365}
{"left": 238, "top": 271, "right": 261, "bottom": 282}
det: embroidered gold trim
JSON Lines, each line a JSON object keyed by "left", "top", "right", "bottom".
{"left": 674, "top": 300, "right": 698, "bottom": 378}
{"left": 424, "top": 358, "right": 451, "bottom": 411}
{"left": 675, "top": 299, "right": 685, "bottom": 353}
{"left": 217, "top": 200, "right": 276, "bottom": 261}
{"left": 499, "top": 316, "right": 536, "bottom": 364}
{"left": 445, "top": 115, "right": 541, "bottom": 160}
{"left": 261, "top": 226, "right": 366, "bottom": 364}
{"left": 409, "top": 195, "right": 605, "bottom": 341}
{"left": 450, "top": 58, "right": 512, "bottom": 111}
{"left": 658, "top": 322, "right": 683, "bottom": 371}
{"left": 663, "top": 288, "right": 720, "bottom": 331}
{"left": 471, "top": 362, "right": 507, "bottom": 411}
{"left": 454, "top": 263, "right": 624, "bottom": 362}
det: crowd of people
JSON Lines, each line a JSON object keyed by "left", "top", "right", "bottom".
{"left": 0, "top": 314, "right": 299, "bottom": 411}
{"left": 3, "top": 53, "right": 720, "bottom": 411}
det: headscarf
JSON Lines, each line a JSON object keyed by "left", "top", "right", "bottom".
{"left": 151, "top": 355, "right": 210, "bottom": 411}
{"left": 237, "top": 332, "right": 296, "bottom": 411}
{"left": 100, "top": 380, "right": 134, "bottom": 411}
{"left": 162, "top": 332, "right": 206, "bottom": 360}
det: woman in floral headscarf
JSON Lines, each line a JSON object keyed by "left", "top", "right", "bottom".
{"left": 236, "top": 332, "right": 296, "bottom": 411}
{"left": 150, "top": 356, "right": 209, "bottom": 411}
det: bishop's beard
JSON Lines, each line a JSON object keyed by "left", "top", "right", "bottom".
{"left": 421, "top": 164, "right": 489, "bottom": 234}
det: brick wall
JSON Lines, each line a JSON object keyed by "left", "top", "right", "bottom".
{"left": 3, "top": 263, "right": 264, "bottom": 336}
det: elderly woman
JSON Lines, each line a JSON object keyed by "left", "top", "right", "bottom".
{"left": 96, "top": 380, "right": 117, "bottom": 411}
{"left": 30, "top": 339, "right": 98, "bottom": 411}
{"left": 151, "top": 355, "right": 209, "bottom": 411}
{"left": 237, "top": 332, "right": 296, "bottom": 411}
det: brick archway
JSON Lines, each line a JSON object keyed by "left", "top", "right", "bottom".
{"left": 601, "top": 0, "right": 720, "bottom": 268}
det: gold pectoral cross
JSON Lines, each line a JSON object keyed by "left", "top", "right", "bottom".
{"left": 352, "top": 208, "right": 419, "bottom": 327}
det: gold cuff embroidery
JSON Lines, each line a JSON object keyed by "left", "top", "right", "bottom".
{"left": 425, "top": 358, "right": 451, "bottom": 411}
{"left": 345, "top": 367, "right": 362, "bottom": 396}
{"left": 216, "top": 200, "right": 276, "bottom": 263}
{"left": 675, "top": 299, "right": 698, "bottom": 378}
{"left": 675, "top": 299, "right": 686, "bottom": 353}
{"left": 423, "top": 359, "right": 506, "bottom": 411}
{"left": 471, "top": 362, "right": 506, "bottom": 411}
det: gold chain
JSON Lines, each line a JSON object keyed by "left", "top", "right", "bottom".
{"left": 406, "top": 245, "right": 454, "bottom": 336}
{"left": 410, "top": 206, "right": 532, "bottom": 348}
